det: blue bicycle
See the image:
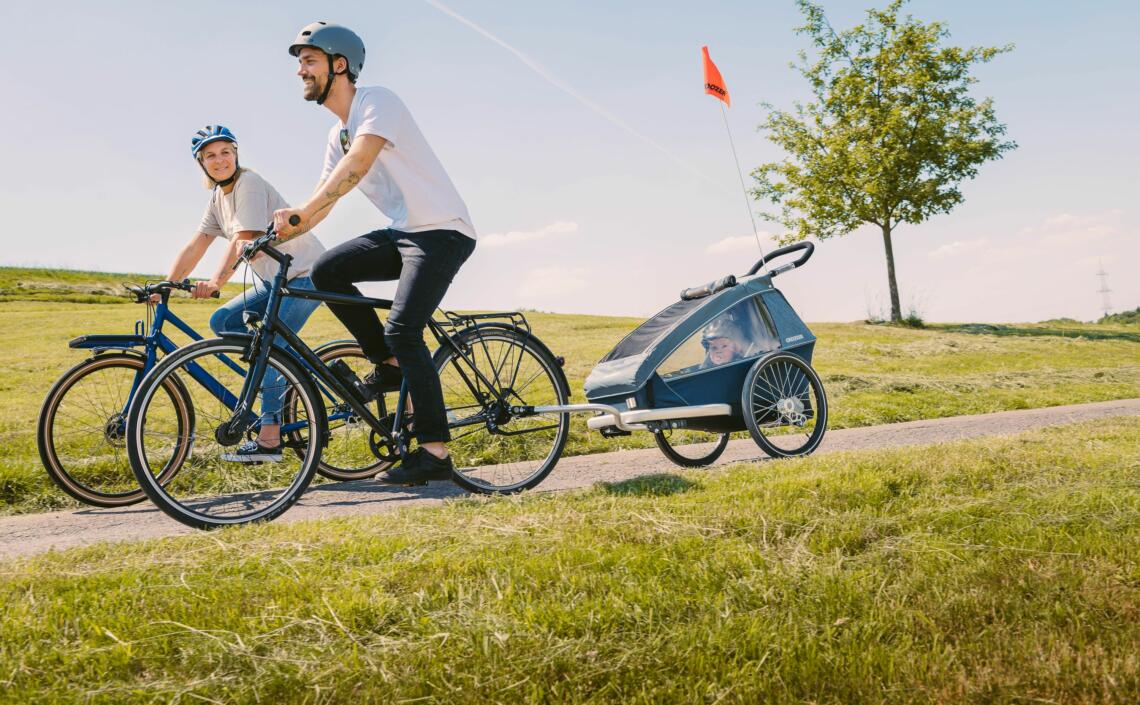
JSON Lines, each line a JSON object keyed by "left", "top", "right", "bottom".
{"left": 36, "top": 279, "right": 384, "bottom": 508}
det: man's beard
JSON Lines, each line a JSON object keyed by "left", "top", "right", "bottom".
{"left": 303, "top": 77, "right": 322, "bottom": 102}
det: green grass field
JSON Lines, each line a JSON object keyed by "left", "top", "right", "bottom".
{"left": 1, "top": 266, "right": 1137, "bottom": 514}
{"left": 1, "top": 418, "right": 1136, "bottom": 703}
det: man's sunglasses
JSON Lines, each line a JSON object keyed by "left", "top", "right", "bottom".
{"left": 339, "top": 128, "right": 350, "bottom": 155}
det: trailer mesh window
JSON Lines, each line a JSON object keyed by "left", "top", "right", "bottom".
{"left": 599, "top": 298, "right": 704, "bottom": 362}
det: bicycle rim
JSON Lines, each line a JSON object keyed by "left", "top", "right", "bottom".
{"left": 128, "top": 340, "right": 323, "bottom": 529}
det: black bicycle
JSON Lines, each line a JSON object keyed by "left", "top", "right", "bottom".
{"left": 126, "top": 224, "right": 571, "bottom": 529}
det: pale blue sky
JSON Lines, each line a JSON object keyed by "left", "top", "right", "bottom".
{"left": 3, "top": 0, "right": 1136, "bottom": 321}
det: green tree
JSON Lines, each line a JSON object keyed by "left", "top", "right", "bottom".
{"left": 753, "top": 0, "right": 1016, "bottom": 322}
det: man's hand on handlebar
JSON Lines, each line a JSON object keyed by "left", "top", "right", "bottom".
{"left": 273, "top": 208, "right": 305, "bottom": 238}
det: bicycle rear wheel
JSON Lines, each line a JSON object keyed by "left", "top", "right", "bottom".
{"left": 127, "top": 338, "right": 324, "bottom": 529}
{"left": 283, "top": 342, "right": 394, "bottom": 481}
{"left": 434, "top": 327, "right": 570, "bottom": 494}
{"left": 37, "top": 353, "right": 192, "bottom": 507}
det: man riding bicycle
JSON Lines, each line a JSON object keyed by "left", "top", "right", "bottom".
{"left": 273, "top": 22, "right": 477, "bottom": 486}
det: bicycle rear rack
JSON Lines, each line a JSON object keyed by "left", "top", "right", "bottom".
{"left": 437, "top": 310, "right": 532, "bottom": 335}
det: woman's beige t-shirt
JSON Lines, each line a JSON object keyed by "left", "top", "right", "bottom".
{"left": 198, "top": 170, "right": 325, "bottom": 280}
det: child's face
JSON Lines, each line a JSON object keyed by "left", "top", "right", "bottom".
{"left": 707, "top": 337, "right": 739, "bottom": 365}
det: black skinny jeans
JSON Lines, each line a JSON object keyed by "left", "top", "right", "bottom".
{"left": 310, "top": 228, "right": 476, "bottom": 443}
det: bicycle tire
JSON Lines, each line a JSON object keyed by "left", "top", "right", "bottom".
{"left": 127, "top": 337, "right": 325, "bottom": 529}
{"left": 653, "top": 428, "right": 730, "bottom": 468}
{"left": 433, "top": 326, "right": 570, "bottom": 494}
{"left": 37, "top": 352, "right": 193, "bottom": 507}
{"left": 742, "top": 352, "right": 828, "bottom": 458}
{"left": 284, "top": 342, "right": 394, "bottom": 481}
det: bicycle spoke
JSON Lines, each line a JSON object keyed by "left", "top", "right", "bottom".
{"left": 437, "top": 330, "right": 568, "bottom": 493}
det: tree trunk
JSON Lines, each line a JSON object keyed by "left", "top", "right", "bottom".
{"left": 881, "top": 223, "right": 902, "bottom": 322}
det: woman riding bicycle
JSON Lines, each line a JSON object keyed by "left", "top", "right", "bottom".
{"left": 160, "top": 124, "right": 327, "bottom": 462}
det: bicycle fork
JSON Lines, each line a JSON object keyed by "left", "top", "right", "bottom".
{"left": 215, "top": 325, "right": 274, "bottom": 446}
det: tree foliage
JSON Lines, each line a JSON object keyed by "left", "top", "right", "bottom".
{"left": 752, "top": 0, "right": 1016, "bottom": 319}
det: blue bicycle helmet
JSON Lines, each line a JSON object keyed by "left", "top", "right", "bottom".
{"left": 190, "top": 125, "right": 240, "bottom": 187}
{"left": 190, "top": 125, "right": 238, "bottom": 159}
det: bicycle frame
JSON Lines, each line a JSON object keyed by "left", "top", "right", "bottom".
{"left": 68, "top": 287, "right": 352, "bottom": 437}
{"left": 227, "top": 246, "right": 529, "bottom": 458}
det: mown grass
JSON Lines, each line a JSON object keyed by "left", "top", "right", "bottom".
{"left": 1, "top": 418, "right": 1137, "bottom": 703}
{"left": 2, "top": 279, "right": 1139, "bottom": 513}
{"left": 0, "top": 266, "right": 246, "bottom": 304}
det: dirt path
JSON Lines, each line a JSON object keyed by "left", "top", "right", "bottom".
{"left": 3, "top": 398, "right": 1137, "bottom": 561}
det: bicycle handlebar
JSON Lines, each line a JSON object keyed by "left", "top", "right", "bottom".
{"left": 230, "top": 218, "right": 300, "bottom": 272}
{"left": 125, "top": 280, "right": 220, "bottom": 303}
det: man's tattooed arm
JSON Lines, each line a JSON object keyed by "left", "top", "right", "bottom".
{"left": 279, "top": 134, "right": 387, "bottom": 236}
{"left": 312, "top": 169, "right": 363, "bottom": 216}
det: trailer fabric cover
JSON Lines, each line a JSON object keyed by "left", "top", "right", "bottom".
{"left": 585, "top": 277, "right": 781, "bottom": 401}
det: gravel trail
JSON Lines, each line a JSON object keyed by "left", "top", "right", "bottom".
{"left": 2, "top": 398, "right": 1136, "bottom": 560}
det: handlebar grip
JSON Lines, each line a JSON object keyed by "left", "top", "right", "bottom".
{"left": 680, "top": 274, "right": 737, "bottom": 301}
{"left": 288, "top": 215, "right": 301, "bottom": 226}
{"left": 210, "top": 291, "right": 221, "bottom": 298}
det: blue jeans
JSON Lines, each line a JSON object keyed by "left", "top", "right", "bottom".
{"left": 209, "top": 276, "right": 321, "bottom": 425}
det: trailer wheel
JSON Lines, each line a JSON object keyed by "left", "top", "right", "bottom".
{"left": 742, "top": 352, "right": 827, "bottom": 458}
{"left": 653, "top": 428, "right": 730, "bottom": 467}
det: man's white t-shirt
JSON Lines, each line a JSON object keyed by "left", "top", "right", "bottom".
{"left": 322, "top": 86, "right": 476, "bottom": 240}
{"left": 198, "top": 170, "right": 326, "bottom": 281}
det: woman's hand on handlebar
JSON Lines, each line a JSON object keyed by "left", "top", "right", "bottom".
{"left": 191, "top": 281, "right": 220, "bottom": 299}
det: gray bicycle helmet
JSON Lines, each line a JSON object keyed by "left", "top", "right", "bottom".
{"left": 289, "top": 22, "right": 365, "bottom": 104}
{"left": 701, "top": 317, "right": 744, "bottom": 348}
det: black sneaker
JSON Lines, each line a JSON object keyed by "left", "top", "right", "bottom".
{"left": 362, "top": 363, "right": 404, "bottom": 396}
{"left": 221, "top": 440, "right": 284, "bottom": 463}
{"left": 376, "top": 448, "right": 454, "bottom": 486}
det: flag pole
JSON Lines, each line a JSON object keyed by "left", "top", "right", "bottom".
{"left": 711, "top": 71, "right": 767, "bottom": 273}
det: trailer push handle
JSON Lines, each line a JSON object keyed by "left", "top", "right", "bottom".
{"left": 746, "top": 240, "right": 814, "bottom": 277}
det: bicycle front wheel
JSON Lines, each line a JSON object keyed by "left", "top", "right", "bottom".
{"left": 127, "top": 338, "right": 324, "bottom": 529}
{"left": 37, "top": 353, "right": 192, "bottom": 507}
{"left": 434, "top": 327, "right": 570, "bottom": 494}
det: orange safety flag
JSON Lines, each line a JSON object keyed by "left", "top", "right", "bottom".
{"left": 702, "top": 46, "right": 730, "bottom": 107}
